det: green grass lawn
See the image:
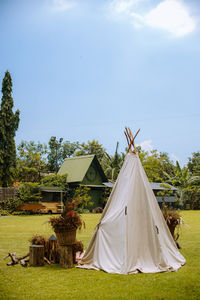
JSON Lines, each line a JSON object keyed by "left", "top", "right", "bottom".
{"left": 0, "top": 211, "right": 200, "bottom": 300}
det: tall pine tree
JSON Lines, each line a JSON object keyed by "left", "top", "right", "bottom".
{"left": 0, "top": 71, "right": 20, "bottom": 187}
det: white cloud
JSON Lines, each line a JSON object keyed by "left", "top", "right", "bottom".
{"left": 110, "top": 0, "right": 145, "bottom": 16}
{"left": 145, "top": 0, "right": 196, "bottom": 36}
{"left": 109, "top": 0, "right": 197, "bottom": 37}
{"left": 171, "top": 153, "right": 180, "bottom": 163}
{"left": 49, "top": 0, "right": 76, "bottom": 12}
{"left": 137, "top": 139, "right": 153, "bottom": 152}
{"left": 110, "top": 0, "right": 139, "bottom": 14}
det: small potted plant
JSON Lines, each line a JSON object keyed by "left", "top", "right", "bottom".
{"left": 49, "top": 203, "right": 84, "bottom": 245}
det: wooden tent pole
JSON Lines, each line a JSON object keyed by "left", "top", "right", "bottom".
{"left": 124, "top": 130, "right": 129, "bottom": 146}
{"left": 124, "top": 127, "right": 140, "bottom": 154}
{"left": 128, "top": 128, "right": 137, "bottom": 154}
{"left": 133, "top": 128, "right": 140, "bottom": 141}
{"left": 131, "top": 128, "right": 140, "bottom": 154}
{"left": 125, "top": 127, "right": 131, "bottom": 144}
{"left": 125, "top": 127, "right": 132, "bottom": 153}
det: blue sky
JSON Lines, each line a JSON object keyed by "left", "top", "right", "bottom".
{"left": 0, "top": 0, "right": 200, "bottom": 165}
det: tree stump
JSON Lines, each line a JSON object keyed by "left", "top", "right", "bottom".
{"left": 59, "top": 245, "right": 73, "bottom": 269}
{"left": 29, "top": 245, "right": 44, "bottom": 267}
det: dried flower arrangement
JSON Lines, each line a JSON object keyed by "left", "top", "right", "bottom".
{"left": 29, "top": 234, "right": 84, "bottom": 264}
{"left": 49, "top": 203, "right": 84, "bottom": 233}
{"left": 30, "top": 234, "right": 47, "bottom": 246}
{"left": 162, "top": 204, "right": 182, "bottom": 248}
{"left": 30, "top": 234, "right": 59, "bottom": 263}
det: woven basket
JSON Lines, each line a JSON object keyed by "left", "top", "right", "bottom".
{"left": 55, "top": 230, "right": 76, "bottom": 245}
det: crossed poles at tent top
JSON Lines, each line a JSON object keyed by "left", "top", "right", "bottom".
{"left": 124, "top": 127, "right": 140, "bottom": 154}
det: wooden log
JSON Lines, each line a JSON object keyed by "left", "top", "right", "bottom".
{"left": 29, "top": 245, "right": 44, "bottom": 267}
{"left": 17, "top": 253, "right": 30, "bottom": 261}
{"left": 4, "top": 252, "right": 30, "bottom": 266}
{"left": 5, "top": 252, "right": 18, "bottom": 266}
{"left": 59, "top": 245, "right": 73, "bottom": 269}
{"left": 20, "top": 259, "right": 28, "bottom": 267}
{"left": 44, "top": 257, "right": 51, "bottom": 265}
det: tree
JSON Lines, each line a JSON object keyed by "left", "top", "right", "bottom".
{"left": 164, "top": 161, "right": 200, "bottom": 208}
{"left": 17, "top": 141, "right": 47, "bottom": 182}
{"left": 187, "top": 152, "right": 200, "bottom": 209}
{"left": 5, "top": 197, "right": 23, "bottom": 213}
{"left": 41, "top": 174, "right": 69, "bottom": 202}
{"left": 75, "top": 140, "right": 106, "bottom": 161}
{"left": 17, "top": 182, "right": 41, "bottom": 203}
{"left": 62, "top": 140, "right": 79, "bottom": 159}
{"left": 72, "top": 185, "right": 92, "bottom": 211}
{"left": 0, "top": 71, "right": 20, "bottom": 187}
{"left": 188, "top": 152, "right": 200, "bottom": 177}
{"left": 139, "top": 149, "right": 176, "bottom": 183}
{"left": 41, "top": 174, "right": 68, "bottom": 190}
{"left": 101, "top": 142, "right": 124, "bottom": 182}
{"left": 47, "top": 137, "right": 63, "bottom": 173}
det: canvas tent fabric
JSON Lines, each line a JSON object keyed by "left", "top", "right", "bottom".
{"left": 78, "top": 152, "right": 185, "bottom": 274}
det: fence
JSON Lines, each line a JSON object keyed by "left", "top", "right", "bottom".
{"left": 0, "top": 187, "right": 18, "bottom": 209}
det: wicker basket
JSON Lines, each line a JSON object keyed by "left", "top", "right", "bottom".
{"left": 55, "top": 230, "right": 76, "bottom": 245}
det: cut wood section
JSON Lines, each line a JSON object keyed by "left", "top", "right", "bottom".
{"left": 29, "top": 245, "right": 44, "bottom": 267}
{"left": 59, "top": 245, "right": 73, "bottom": 268}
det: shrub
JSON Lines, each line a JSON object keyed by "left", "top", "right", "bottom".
{"left": 0, "top": 209, "right": 11, "bottom": 216}
{"left": 6, "top": 197, "right": 23, "bottom": 213}
{"left": 72, "top": 185, "right": 92, "bottom": 211}
{"left": 17, "top": 182, "right": 41, "bottom": 203}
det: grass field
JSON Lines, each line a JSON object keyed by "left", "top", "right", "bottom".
{"left": 0, "top": 211, "right": 200, "bottom": 300}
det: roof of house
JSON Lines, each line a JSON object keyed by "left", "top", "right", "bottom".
{"left": 39, "top": 186, "right": 65, "bottom": 192}
{"left": 149, "top": 182, "right": 177, "bottom": 191}
{"left": 104, "top": 182, "right": 177, "bottom": 191}
{"left": 58, "top": 154, "right": 107, "bottom": 183}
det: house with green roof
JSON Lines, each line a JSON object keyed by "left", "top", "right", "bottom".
{"left": 58, "top": 155, "right": 108, "bottom": 209}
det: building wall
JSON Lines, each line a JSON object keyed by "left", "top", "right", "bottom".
{"left": 82, "top": 160, "right": 105, "bottom": 210}
{"left": 82, "top": 160, "right": 103, "bottom": 185}
{"left": 41, "top": 191, "right": 61, "bottom": 202}
{"left": 89, "top": 189, "right": 103, "bottom": 209}
{"left": 156, "top": 196, "right": 177, "bottom": 208}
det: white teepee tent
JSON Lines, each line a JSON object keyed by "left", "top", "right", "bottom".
{"left": 78, "top": 128, "right": 185, "bottom": 274}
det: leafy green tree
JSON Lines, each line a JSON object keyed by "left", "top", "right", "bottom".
{"left": 164, "top": 161, "right": 199, "bottom": 188}
{"left": 41, "top": 174, "right": 68, "bottom": 190}
{"left": 101, "top": 142, "right": 124, "bottom": 182}
{"left": 62, "top": 141, "right": 79, "bottom": 159}
{"left": 0, "top": 71, "right": 20, "bottom": 187}
{"left": 164, "top": 161, "right": 200, "bottom": 208}
{"left": 17, "top": 141, "right": 47, "bottom": 182}
{"left": 75, "top": 140, "right": 106, "bottom": 161}
{"left": 183, "top": 185, "right": 200, "bottom": 209}
{"left": 101, "top": 187, "right": 111, "bottom": 206}
{"left": 139, "top": 149, "right": 176, "bottom": 183}
{"left": 17, "top": 182, "right": 41, "bottom": 203}
{"left": 188, "top": 152, "right": 200, "bottom": 177}
{"left": 156, "top": 183, "right": 174, "bottom": 197}
{"left": 41, "top": 174, "right": 69, "bottom": 202}
{"left": 186, "top": 152, "right": 200, "bottom": 209}
{"left": 6, "top": 197, "right": 23, "bottom": 213}
{"left": 47, "top": 137, "right": 63, "bottom": 173}
{"left": 72, "top": 185, "right": 92, "bottom": 211}
{"left": 47, "top": 138, "right": 80, "bottom": 173}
